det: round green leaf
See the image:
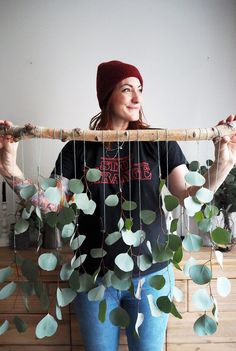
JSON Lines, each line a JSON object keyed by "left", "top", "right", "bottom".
{"left": 83, "top": 199, "right": 96, "bottom": 215}
{"left": 45, "top": 212, "right": 58, "bottom": 228}
{"left": 13, "top": 316, "right": 28, "bottom": 333}
{"left": 198, "top": 218, "right": 213, "bottom": 232}
{"left": 166, "top": 234, "right": 182, "bottom": 251}
{"left": 21, "top": 259, "right": 38, "bottom": 281}
{"left": 182, "top": 233, "right": 203, "bottom": 252}
{"left": 20, "top": 185, "right": 37, "bottom": 200}
{"left": 0, "top": 281, "right": 17, "bottom": 300}
{"left": 193, "top": 314, "right": 217, "bottom": 336}
{"left": 86, "top": 168, "right": 102, "bottom": 182}
{"left": 184, "top": 196, "right": 202, "bottom": 216}
{"left": 58, "top": 288, "right": 77, "bottom": 307}
{"left": 60, "top": 263, "right": 74, "bottom": 281}
{"left": 195, "top": 188, "right": 214, "bottom": 204}
{"left": 41, "top": 178, "right": 57, "bottom": 190}
{"left": 185, "top": 171, "right": 205, "bottom": 186}
{"left": 105, "top": 231, "right": 122, "bottom": 245}
{"left": 14, "top": 218, "right": 29, "bottom": 235}
{"left": 61, "top": 223, "right": 75, "bottom": 238}
{"left": 109, "top": 307, "right": 130, "bottom": 327}
{"left": 71, "top": 254, "right": 87, "bottom": 269}
{"left": 156, "top": 296, "right": 172, "bottom": 313}
{"left": 68, "top": 178, "right": 84, "bottom": 194}
{"left": 189, "top": 161, "right": 200, "bottom": 171}
{"left": 98, "top": 299, "right": 107, "bottom": 323}
{"left": 90, "top": 248, "right": 107, "bottom": 258}
{"left": 74, "top": 193, "right": 90, "bottom": 211}
{"left": 0, "top": 320, "right": 9, "bottom": 335}
{"left": 170, "top": 218, "right": 178, "bottom": 233}
{"left": 22, "top": 205, "right": 34, "bottom": 219}
{"left": 189, "top": 264, "right": 212, "bottom": 285}
{"left": 70, "top": 235, "right": 86, "bottom": 250}
{"left": 0, "top": 267, "right": 13, "bottom": 283}
{"left": 57, "top": 207, "right": 75, "bottom": 225}
{"left": 115, "top": 253, "right": 134, "bottom": 272}
{"left": 192, "top": 288, "right": 214, "bottom": 310}
{"left": 164, "top": 195, "right": 179, "bottom": 211}
{"left": 38, "top": 253, "right": 57, "bottom": 271}
{"left": 105, "top": 194, "right": 119, "bottom": 207}
{"left": 35, "top": 313, "right": 58, "bottom": 339}
{"left": 149, "top": 275, "right": 166, "bottom": 290}
{"left": 140, "top": 210, "right": 156, "bottom": 224}
{"left": 69, "top": 270, "right": 81, "bottom": 290}
{"left": 137, "top": 255, "right": 152, "bottom": 271}
{"left": 44, "top": 187, "right": 61, "bottom": 205}
{"left": 211, "top": 227, "right": 232, "bottom": 245}
{"left": 122, "top": 201, "right": 137, "bottom": 211}
{"left": 88, "top": 285, "right": 106, "bottom": 301}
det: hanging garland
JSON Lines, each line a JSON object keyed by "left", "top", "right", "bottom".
{"left": 0, "top": 123, "right": 235, "bottom": 339}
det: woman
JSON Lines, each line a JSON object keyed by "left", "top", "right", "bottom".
{"left": 0, "top": 60, "right": 236, "bottom": 351}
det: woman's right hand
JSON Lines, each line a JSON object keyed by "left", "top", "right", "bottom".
{"left": 0, "top": 120, "right": 20, "bottom": 177}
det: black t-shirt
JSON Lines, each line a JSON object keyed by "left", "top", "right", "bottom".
{"left": 51, "top": 140, "right": 187, "bottom": 276}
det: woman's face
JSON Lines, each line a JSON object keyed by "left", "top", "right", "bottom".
{"left": 109, "top": 77, "right": 143, "bottom": 130}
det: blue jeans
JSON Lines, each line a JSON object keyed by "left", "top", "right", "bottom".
{"left": 73, "top": 265, "right": 174, "bottom": 351}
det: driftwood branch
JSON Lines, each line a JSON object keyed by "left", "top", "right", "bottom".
{"left": 0, "top": 122, "right": 236, "bottom": 142}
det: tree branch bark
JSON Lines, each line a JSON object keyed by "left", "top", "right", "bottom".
{"left": 0, "top": 122, "right": 236, "bottom": 142}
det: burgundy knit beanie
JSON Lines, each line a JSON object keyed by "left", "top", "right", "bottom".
{"left": 96, "top": 60, "right": 143, "bottom": 109}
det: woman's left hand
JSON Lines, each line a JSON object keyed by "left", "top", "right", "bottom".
{"left": 214, "top": 114, "right": 236, "bottom": 168}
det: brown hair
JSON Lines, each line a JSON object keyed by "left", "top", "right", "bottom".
{"left": 89, "top": 98, "right": 149, "bottom": 130}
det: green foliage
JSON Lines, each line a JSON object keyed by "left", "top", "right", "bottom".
{"left": 7, "top": 162, "right": 235, "bottom": 339}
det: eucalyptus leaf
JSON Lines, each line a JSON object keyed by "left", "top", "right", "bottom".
{"left": 173, "top": 286, "right": 184, "bottom": 303}
{"left": 22, "top": 206, "right": 34, "bottom": 219}
{"left": 140, "top": 210, "right": 156, "bottom": 225}
{"left": 0, "top": 320, "right": 9, "bottom": 335}
{"left": 83, "top": 199, "right": 96, "bottom": 215}
{"left": 86, "top": 168, "right": 102, "bottom": 182}
{"left": 195, "top": 187, "right": 214, "bottom": 204}
{"left": 184, "top": 196, "right": 202, "bottom": 216}
{"left": 58, "top": 288, "right": 77, "bottom": 307}
{"left": 20, "top": 184, "right": 37, "bottom": 200}
{"left": 0, "top": 281, "right": 17, "bottom": 300}
{"left": 135, "top": 312, "right": 144, "bottom": 337}
{"left": 118, "top": 217, "right": 124, "bottom": 231}
{"left": 35, "top": 313, "right": 58, "bottom": 339}
{"left": 99, "top": 299, "right": 107, "bottom": 323}
{"left": 189, "top": 264, "right": 212, "bottom": 285}
{"left": 71, "top": 254, "right": 87, "bottom": 269}
{"left": 38, "top": 253, "right": 57, "bottom": 271}
{"left": 60, "top": 263, "right": 74, "bottom": 281}
{"left": 70, "top": 234, "right": 86, "bottom": 250}
{"left": 192, "top": 288, "right": 214, "bottom": 310}
{"left": 137, "top": 255, "right": 152, "bottom": 271}
{"left": 197, "top": 219, "right": 213, "bottom": 233}
{"left": 103, "top": 270, "right": 113, "bottom": 288}
{"left": 56, "top": 304, "right": 62, "bottom": 320}
{"left": 122, "top": 200, "right": 137, "bottom": 211}
{"left": 156, "top": 296, "right": 172, "bottom": 313}
{"left": 185, "top": 171, "right": 205, "bottom": 186}
{"left": 74, "top": 193, "right": 90, "bottom": 211}
{"left": 109, "top": 307, "right": 130, "bottom": 327}
{"left": 170, "top": 218, "right": 178, "bottom": 233}
{"left": 111, "top": 273, "right": 132, "bottom": 291}
{"left": 57, "top": 207, "right": 75, "bottom": 225}
{"left": 69, "top": 270, "right": 80, "bottom": 290}
{"left": 115, "top": 253, "right": 134, "bottom": 272}
{"left": 189, "top": 160, "right": 200, "bottom": 171}
{"left": 105, "top": 231, "right": 122, "bottom": 245}
{"left": 61, "top": 222, "right": 75, "bottom": 238}
{"left": 183, "top": 256, "right": 197, "bottom": 277}
{"left": 152, "top": 246, "right": 173, "bottom": 263}
{"left": 21, "top": 259, "right": 38, "bottom": 281}
{"left": 211, "top": 227, "right": 232, "bottom": 245}
{"left": 35, "top": 206, "right": 42, "bottom": 221}
{"left": 0, "top": 267, "right": 13, "bottom": 283}
{"left": 182, "top": 233, "right": 203, "bottom": 252}
{"left": 68, "top": 178, "right": 84, "bottom": 194}
{"left": 164, "top": 195, "right": 179, "bottom": 211}
{"left": 125, "top": 218, "right": 133, "bottom": 230}
{"left": 105, "top": 194, "right": 119, "bottom": 207}
{"left": 88, "top": 285, "right": 106, "bottom": 301}
{"left": 193, "top": 314, "right": 217, "bottom": 336}
{"left": 45, "top": 212, "right": 58, "bottom": 228}
{"left": 41, "top": 178, "right": 57, "bottom": 190}
{"left": 166, "top": 234, "right": 182, "bottom": 251}
{"left": 90, "top": 248, "right": 107, "bottom": 258}
{"left": 44, "top": 187, "right": 61, "bottom": 205}
{"left": 149, "top": 275, "right": 165, "bottom": 290}
{"left": 171, "top": 302, "right": 182, "bottom": 319}
{"left": 77, "top": 273, "right": 95, "bottom": 292}
{"left": 13, "top": 316, "right": 28, "bottom": 333}
{"left": 14, "top": 218, "right": 29, "bottom": 235}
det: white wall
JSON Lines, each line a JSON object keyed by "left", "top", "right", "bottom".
{"left": 0, "top": 0, "right": 235, "bottom": 181}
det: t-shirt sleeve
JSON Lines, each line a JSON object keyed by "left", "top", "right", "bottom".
{"left": 159, "top": 141, "right": 187, "bottom": 179}
{"left": 50, "top": 141, "right": 83, "bottom": 179}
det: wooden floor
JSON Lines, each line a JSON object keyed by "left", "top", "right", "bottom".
{"left": 0, "top": 247, "right": 236, "bottom": 350}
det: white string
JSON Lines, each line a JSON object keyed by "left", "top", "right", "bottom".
{"left": 137, "top": 130, "right": 142, "bottom": 229}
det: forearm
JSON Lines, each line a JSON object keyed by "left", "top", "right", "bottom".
{"left": 203, "top": 160, "right": 234, "bottom": 193}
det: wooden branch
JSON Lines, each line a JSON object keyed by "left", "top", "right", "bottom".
{"left": 0, "top": 122, "right": 236, "bottom": 142}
